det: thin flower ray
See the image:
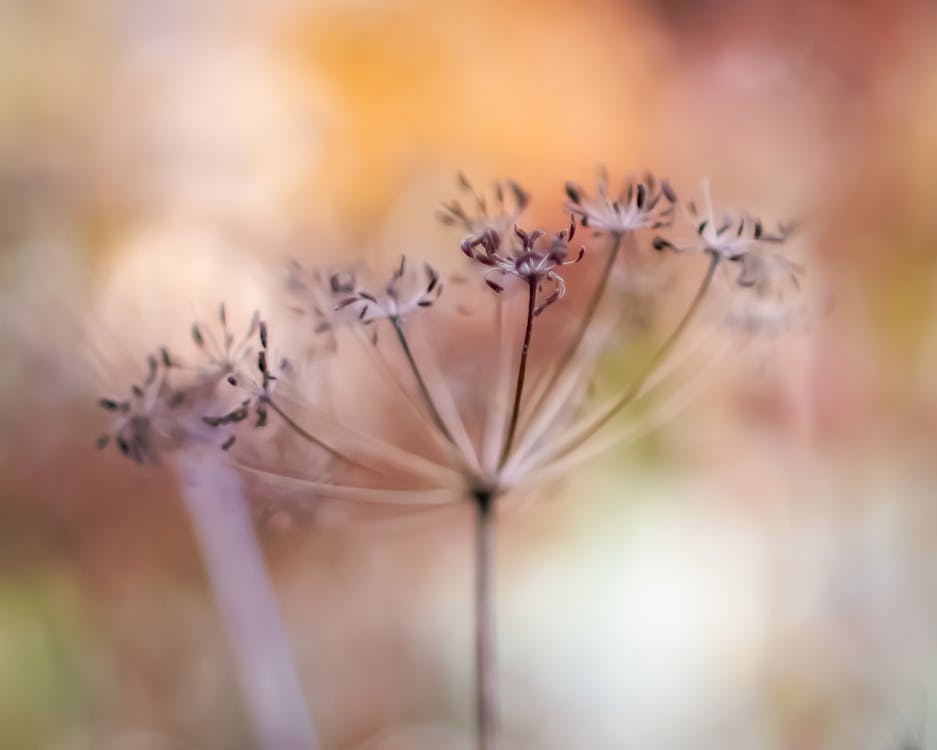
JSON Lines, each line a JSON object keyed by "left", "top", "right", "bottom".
{"left": 235, "top": 463, "right": 459, "bottom": 506}
{"left": 265, "top": 393, "right": 463, "bottom": 486}
{"left": 345, "top": 321, "right": 473, "bottom": 471}
{"left": 481, "top": 296, "right": 517, "bottom": 475}
{"left": 408, "top": 323, "right": 482, "bottom": 474}
{"left": 513, "top": 337, "right": 735, "bottom": 487}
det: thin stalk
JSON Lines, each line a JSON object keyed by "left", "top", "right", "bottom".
{"left": 391, "top": 317, "right": 455, "bottom": 445}
{"left": 176, "top": 450, "right": 318, "bottom": 750}
{"left": 263, "top": 396, "right": 372, "bottom": 473}
{"left": 473, "top": 490, "right": 497, "bottom": 750}
{"left": 525, "top": 232, "right": 623, "bottom": 423}
{"left": 541, "top": 252, "right": 721, "bottom": 465}
{"left": 499, "top": 278, "right": 538, "bottom": 468}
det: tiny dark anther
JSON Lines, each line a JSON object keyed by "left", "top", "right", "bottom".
{"left": 259, "top": 321, "right": 268, "bottom": 349}
{"left": 255, "top": 407, "right": 267, "bottom": 428}
{"left": 661, "top": 180, "right": 676, "bottom": 203}
{"left": 192, "top": 323, "right": 204, "bottom": 347}
{"left": 636, "top": 183, "right": 647, "bottom": 209}
{"left": 358, "top": 305, "right": 368, "bottom": 320}
{"left": 161, "top": 347, "right": 172, "bottom": 367}
{"left": 754, "top": 221, "right": 763, "bottom": 239}
{"left": 132, "top": 385, "right": 144, "bottom": 398}
{"left": 258, "top": 350, "right": 267, "bottom": 374}
{"left": 227, "top": 375, "right": 237, "bottom": 386}
{"left": 221, "top": 435, "right": 236, "bottom": 451}
{"left": 486, "top": 279, "right": 504, "bottom": 293}
{"left": 117, "top": 437, "right": 131, "bottom": 456}
{"left": 568, "top": 216, "right": 576, "bottom": 242}
{"left": 96, "top": 434, "right": 110, "bottom": 449}
{"left": 697, "top": 220, "right": 708, "bottom": 234}
{"left": 203, "top": 415, "right": 224, "bottom": 427}
{"left": 359, "top": 291, "right": 378, "bottom": 303}
{"left": 564, "top": 182, "right": 582, "bottom": 204}
{"left": 457, "top": 171, "right": 471, "bottom": 190}
{"left": 99, "top": 398, "right": 120, "bottom": 411}
{"left": 396, "top": 255, "right": 406, "bottom": 277}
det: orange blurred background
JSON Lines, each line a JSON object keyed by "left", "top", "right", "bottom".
{"left": 2, "top": 0, "right": 937, "bottom": 748}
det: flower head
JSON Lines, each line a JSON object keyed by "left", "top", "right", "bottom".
{"left": 564, "top": 170, "right": 676, "bottom": 235}
{"left": 652, "top": 180, "right": 793, "bottom": 266}
{"left": 97, "top": 305, "right": 278, "bottom": 461}
{"left": 285, "top": 261, "right": 371, "bottom": 342}
{"left": 461, "top": 221, "right": 585, "bottom": 316}
{"left": 335, "top": 255, "right": 443, "bottom": 323}
{"left": 438, "top": 173, "right": 529, "bottom": 257}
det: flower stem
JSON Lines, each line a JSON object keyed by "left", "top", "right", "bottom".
{"left": 176, "top": 450, "right": 318, "bottom": 750}
{"left": 527, "top": 232, "right": 622, "bottom": 418}
{"left": 547, "top": 252, "right": 721, "bottom": 463}
{"left": 391, "top": 317, "right": 455, "bottom": 445}
{"left": 473, "top": 489, "right": 497, "bottom": 750}
{"left": 264, "top": 396, "right": 372, "bottom": 473}
{"left": 499, "top": 278, "right": 538, "bottom": 468}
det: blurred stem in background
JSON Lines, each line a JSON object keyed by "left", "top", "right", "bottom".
{"left": 175, "top": 451, "right": 319, "bottom": 750}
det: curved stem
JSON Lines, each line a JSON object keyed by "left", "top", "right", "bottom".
{"left": 540, "top": 252, "right": 721, "bottom": 465}
{"left": 391, "top": 317, "right": 455, "bottom": 445}
{"left": 499, "top": 279, "right": 538, "bottom": 468}
{"left": 264, "top": 396, "right": 371, "bottom": 472}
{"left": 474, "top": 490, "right": 497, "bottom": 750}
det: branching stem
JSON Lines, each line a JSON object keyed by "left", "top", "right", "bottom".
{"left": 544, "top": 251, "right": 721, "bottom": 463}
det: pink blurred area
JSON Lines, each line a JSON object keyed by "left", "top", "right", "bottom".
{"left": 2, "top": 0, "right": 937, "bottom": 748}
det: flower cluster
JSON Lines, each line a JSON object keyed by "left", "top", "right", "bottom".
{"left": 94, "top": 167, "right": 806, "bottom": 750}
{"left": 97, "top": 305, "right": 280, "bottom": 463}
{"left": 461, "top": 220, "right": 585, "bottom": 316}
{"left": 437, "top": 173, "right": 529, "bottom": 257}
{"left": 564, "top": 170, "right": 676, "bottom": 235}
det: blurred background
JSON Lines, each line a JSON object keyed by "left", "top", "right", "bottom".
{"left": 2, "top": 0, "right": 937, "bottom": 747}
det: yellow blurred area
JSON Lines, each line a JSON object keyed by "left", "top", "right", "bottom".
{"left": 3, "top": 0, "right": 937, "bottom": 748}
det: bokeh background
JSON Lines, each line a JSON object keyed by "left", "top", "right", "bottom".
{"left": 3, "top": 0, "right": 937, "bottom": 748}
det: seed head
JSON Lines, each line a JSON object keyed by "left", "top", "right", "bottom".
{"left": 564, "top": 169, "right": 676, "bottom": 235}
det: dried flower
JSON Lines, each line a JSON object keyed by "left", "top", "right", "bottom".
{"left": 285, "top": 261, "right": 365, "bottom": 337}
{"left": 652, "top": 180, "right": 793, "bottom": 265}
{"left": 461, "top": 222, "right": 584, "bottom": 316}
{"left": 97, "top": 305, "right": 276, "bottom": 461}
{"left": 564, "top": 169, "right": 676, "bottom": 235}
{"left": 437, "top": 173, "right": 529, "bottom": 257}
{"left": 334, "top": 255, "right": 443, "bottom": 323}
